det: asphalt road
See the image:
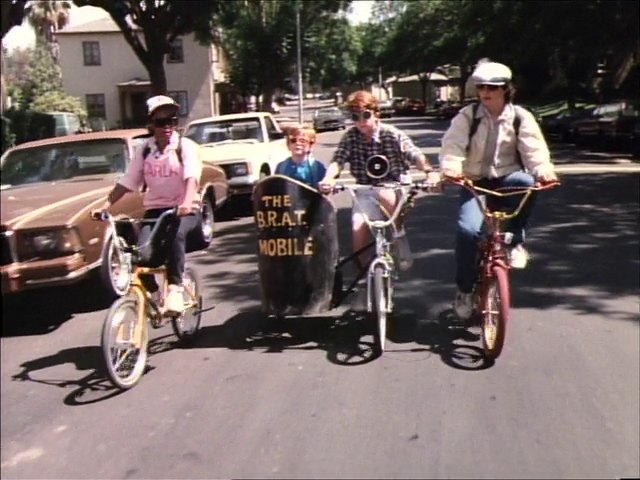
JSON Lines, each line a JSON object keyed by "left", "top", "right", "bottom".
{"left": 1, "top": 113, "right": 638, "bottom": 479}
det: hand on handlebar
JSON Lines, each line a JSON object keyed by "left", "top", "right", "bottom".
{"left": 318, "top": 179, "right": 336, "bottom": 195}
{"left": 90, "top": 202, "right": 110, "bottom": 221}
{"left": 177, "top": 204, "right": 195, "bottom": 217}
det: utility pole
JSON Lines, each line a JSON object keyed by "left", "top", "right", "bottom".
{"left": 296, "top": 3, "right": 304, "bottom": 123}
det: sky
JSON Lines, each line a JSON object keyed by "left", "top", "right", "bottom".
{"left": 2, "top": 1, "right": 373, "bottom": 52}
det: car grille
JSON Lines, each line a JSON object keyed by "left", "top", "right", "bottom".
{"left": 0, "top": 230, "right": 17, "bottom": 266}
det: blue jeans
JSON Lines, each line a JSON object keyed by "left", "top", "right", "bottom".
{"left": 455, "top": 171, "right": 536, "bottom": 293}
{"left": 138, "top": 207, "right": 200, "bottom": 291}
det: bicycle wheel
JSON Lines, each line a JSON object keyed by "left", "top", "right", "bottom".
{"left": 371, "top": 265, "right": 388, "bottom": 354}
{"left": 101, "top": 295, "right": 148, "bottom": 389}
{"left": 171, "top": 267, "right": 202, "bottom": 341}
{"left": 481, "top": 265, "right": 510, "bottom": 360}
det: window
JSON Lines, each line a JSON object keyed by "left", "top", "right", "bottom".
{"left": 82, "top": 41, "right": 101, "bottom": 66}
{"left": 86, "top": 94, "right": 106, "bottom": 119}
{"left": 168, "top": 91, "right": 189, "bottom": 117}
{"left": 167, "top": 38, "right": 184, "bottom": 63}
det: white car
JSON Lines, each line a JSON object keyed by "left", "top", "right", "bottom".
{"left": 184, "top": 112, "right": 290, "bottom": 199}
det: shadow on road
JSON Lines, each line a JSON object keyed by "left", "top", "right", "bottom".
{"left": 2, "top": 278, "right": 114, "bottom": 338}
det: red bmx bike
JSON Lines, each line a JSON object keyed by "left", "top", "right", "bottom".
{"left": 446, "top": 177, "right": 559, "bottom": 360}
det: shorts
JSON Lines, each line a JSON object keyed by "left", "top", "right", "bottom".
{"left": 351, "top": 188, "right": 397, "bottom": 230}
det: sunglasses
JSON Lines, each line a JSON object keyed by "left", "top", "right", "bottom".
{"left": 152, "top": 116, "right": 178, "bottom": 127}
{"left": 351, "top": 110, "right": 373, "bottom": 122}
{"left": 476, "top": 84, "right": 502, "bottom": 91}
{"left": 288, "top": 136, "right": 310, "bottom": 145}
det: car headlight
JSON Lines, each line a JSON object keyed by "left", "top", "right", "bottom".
{"left": 19, "top": 227, "right": 83, "bottom": 259}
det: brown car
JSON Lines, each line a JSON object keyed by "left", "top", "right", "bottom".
{"left": 1, "top": 129, "right": 229, "bottom": 298}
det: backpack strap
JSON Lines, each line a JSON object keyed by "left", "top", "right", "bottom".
{"left": 467, "top": 102, "right": 481, "bottom": 150}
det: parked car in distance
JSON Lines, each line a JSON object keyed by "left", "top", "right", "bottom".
{"left": 393, "top": 98, "right": 426, "bottom": 116}
{"left": 630, "top": 117, "right": 640, "bottom": 159}
{"left": 0, "top": 129, "right": 229, "bottom": 298}
{"left": 378, "top": 100, "right": 394, "bottom": 118}
{"left": 540, "top": 106, "right": 595, "bottom": 143}
{"left": 312, "top": 106, "right": 347, "bottom": 132}
{"left": 185, "top": 112, "right": 289, "bottom": 200}
{"left": 570, "top": 100, "right": 640, "bottom": 150}
{"left": 436, "top": 101, "right": 463, "bottom": 119}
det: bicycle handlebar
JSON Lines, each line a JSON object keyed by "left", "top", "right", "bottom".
{"left": 443, "top": 176, "right": 560, "bottom": 220}
{"left": 94, "top": 208, "right": 179, "bottom": 252}
{"left": 332, "top": 181, "right": 435, "bottom": 229}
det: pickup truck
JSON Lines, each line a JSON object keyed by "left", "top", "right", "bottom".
{"left": 184, "top": 112, "right": 292, "bottom": 199}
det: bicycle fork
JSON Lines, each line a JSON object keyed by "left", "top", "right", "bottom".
{"left": 366, "top": 256, "right": 394, "bottom": 313}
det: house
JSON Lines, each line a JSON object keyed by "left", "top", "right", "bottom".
{"left": 56, "top": 16, "right": 235, "bottom": 130}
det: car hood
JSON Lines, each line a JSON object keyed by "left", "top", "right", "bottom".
{"left": 199, "top": 141, "right": 276, "bottom": 164}
{"left": 1, "top": 175, "right": 118, "bottom": 230}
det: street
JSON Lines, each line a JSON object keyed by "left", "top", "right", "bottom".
{"left": 1, "top": 113, "right": 639, "bottom": 479}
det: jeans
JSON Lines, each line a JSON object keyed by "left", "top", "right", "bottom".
{"left": 137, "top": 207, "right": 200, "bottom": 292}
{"left": 455, "top": 171, "right": 536, "bottom": 293}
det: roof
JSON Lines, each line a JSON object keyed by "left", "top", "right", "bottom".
{"left": 5, "top": 129, "right": 150, "bottom": 152}
{"left": 57, "top": 16, "right": 138, "bottom": 34}
{"left": 394, "top": 72, "right": 449, "bottom": 83}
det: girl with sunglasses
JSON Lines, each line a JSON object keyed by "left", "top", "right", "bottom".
{"left": 94, "top": 95, "right": 202, "bottom": 314}
{"left": 439, "top": 61, "right": 558, "bottom": 321}
{"left": 275, "top": 124, "right": 326, "bottom": 189}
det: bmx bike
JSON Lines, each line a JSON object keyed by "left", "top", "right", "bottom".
{"left": 445, "top": 177, "right": 559, "bottom": 360}
{"left": 94, "top": 209, "right": 203, "bottom": 389}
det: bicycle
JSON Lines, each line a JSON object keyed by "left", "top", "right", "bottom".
{"left": 94, "top": 209, "right": 203, "bottom": 389}
{"left": 335, "top": 178, "right": 435, "bottom": 354}
{"left": 445, "top": 177, "right": 559, "bottom": 360}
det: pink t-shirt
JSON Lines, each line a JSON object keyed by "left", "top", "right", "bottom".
{"left": 118, "top": 131, "right": 202, "bottom": 210}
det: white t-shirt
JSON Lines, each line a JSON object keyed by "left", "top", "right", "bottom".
{"left": 118, "top": 132, "right": 201, "bottom": 210}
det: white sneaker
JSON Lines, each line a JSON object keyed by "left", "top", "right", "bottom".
{"left": 509, "top": 244, "right": 529, "bottom": 269}
{"left": 454, "top": 290, "right": 473, "bottom": 320}
{"left": 165, "top": 284, "right": 184, "bottom": 314}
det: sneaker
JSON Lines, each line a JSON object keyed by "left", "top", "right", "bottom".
{"left": 509, "top": 244, "right": 529, "bottom": 269}
{"left": 454, "top": 290, "right": 473, "bottom": 320}
{"left": 165, "top": 284, "right": 184, "bottom": 314}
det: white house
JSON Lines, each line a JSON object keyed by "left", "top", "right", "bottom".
{"left": 56, "top": 16, "right": 232, "bottom": 129}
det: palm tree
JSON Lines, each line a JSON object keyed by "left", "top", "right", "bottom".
{"left": 25, "top": 0, "right": 71, "bottom": 60}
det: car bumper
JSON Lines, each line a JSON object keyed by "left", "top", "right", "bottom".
{"left": 1, "top": 253, "right": 90, "bottom": 295}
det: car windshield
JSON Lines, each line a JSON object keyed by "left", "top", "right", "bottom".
{"left": 185, "top": 119, "right": 264, "bottom": 144}
{"left": 1, "top": 138, "right": 129, "bottom": 187}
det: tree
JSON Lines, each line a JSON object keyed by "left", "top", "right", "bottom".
{"left": 1, "top": 0, "right": 28, "bottom": 39}
{"left": 73, "top": 0, "right": 224, "bottom": 94}
{"left": 25, "top": 1, "right": 71, "bottom": 44}
{"left": 216, "top": 0, "right": 352, "bottom": 110}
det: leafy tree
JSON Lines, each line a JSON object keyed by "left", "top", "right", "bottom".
{"left": 73, "top": 0, "right": 224, "bottom": 94}
{"left": 216, "top": 0, "right": 352, "bottom": 110}
{"left": 30, "top": 90, "right": 87, "bottom": 118}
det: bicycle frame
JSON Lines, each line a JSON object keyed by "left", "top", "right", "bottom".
{"left": 102, "top": 210, "right": 200, "bottom": 329}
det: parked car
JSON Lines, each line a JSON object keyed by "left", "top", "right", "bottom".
{"left": 630, "top": 117, "right": 640, "bottom": 159}
{"left": 0, "top": 129, "right": 229, "bottom": 298}
{"left": 394, "top": 98, "right": 426, "bottom": 116}
{"left": 312, "top": 106, "right": 347, "bottom": 132}
{"left": 570, "top": 100, "right": 639, "bottom": 150}
{"left": 436, "top": 101, "right": 463, "bottom": 119}
{"left": 185, "top": 112, "right": 289, "bottom": 200}
{"left": 540, "top": 106, "right": 595, "bottom": 143}
{"left": 378, "top": 100, "right": 394, "bottom": 118}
